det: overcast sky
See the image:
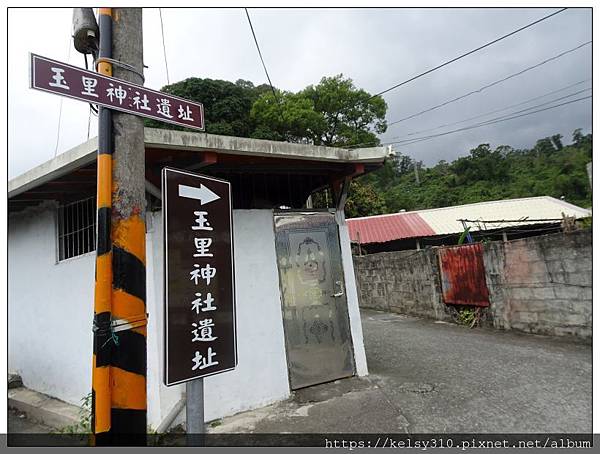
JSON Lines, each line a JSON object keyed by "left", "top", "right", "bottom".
{"left": 8, "top": 7, "right": 592, "bottom": 178}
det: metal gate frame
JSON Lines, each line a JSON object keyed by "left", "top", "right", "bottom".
{"left": 273, "top": 209, "right": 356, "bottom": 390}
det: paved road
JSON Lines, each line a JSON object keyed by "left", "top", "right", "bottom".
{"left": 10, "top": 309, "right": 591, "bottom": 435}
{"left": 8, "top": 408, "right": 52, "bottom": 433}
{"left": 214, "top": 309, "right": 591, "bottom": 434}
{"left": 362, "top": 309, "right": 591, "bottom": 433}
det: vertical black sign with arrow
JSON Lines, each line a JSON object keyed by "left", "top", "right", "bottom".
{"left": 162, "top": 167, "right": 236, "bottom": 386}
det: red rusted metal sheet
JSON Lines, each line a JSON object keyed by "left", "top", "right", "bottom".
{"left": 438, "top": 243, "right": 490, "bottom": 307}
{"left": 347, "top": 213, "right": 436, "bottom": 244}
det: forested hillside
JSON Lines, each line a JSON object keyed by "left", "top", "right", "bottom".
{"left": 146, "top": 77, "right": 591, "bottom": 219}
{"left": 348, "top": 129, "right": 592, "bottom": 218}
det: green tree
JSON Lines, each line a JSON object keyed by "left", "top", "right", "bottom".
{"left": 144, "top": 78, "right": 268, "bottom": 137}
{"left": 251, "top": 74, "right": 387, "bottom": 147}
{"left": 362, "top": 131, "right": 592, "bottom": 216}
{"left": 250, "top": 90, "right": 326, "bottom": 143}
{"left": 300, "top": 74, "right": 387, "bottom": 147}
{"left": 344, "top": 180, "right": 387, "bottom": 218}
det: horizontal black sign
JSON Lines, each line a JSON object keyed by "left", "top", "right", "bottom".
{"left": 30, "top": 53, "right": 205, "bottom": 130}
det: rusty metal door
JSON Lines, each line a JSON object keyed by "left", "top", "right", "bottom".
{"left": 274, "top": 212, "right": 355, "bottom": 390}
{"left": 438, "top": 243, "right": 490, "bottom": 307}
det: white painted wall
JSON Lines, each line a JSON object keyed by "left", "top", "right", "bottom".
{"left": 8, "top": 203, "right": 94, "bottom": 406}
{"left": 9, "top": 205, "right": 366, "bottom": 430}
{"left": 145, "top": 209, "right": 291, "bottom": 428}
{"left": 336, "top": 213, "right": 369, "bottom": 377}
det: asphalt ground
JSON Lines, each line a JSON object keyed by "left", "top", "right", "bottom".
{"left": 211, "top": 309, "right": 591, "bottom": 434}
{"left": 9, "top": 308, "right": 591, "bottom": 436}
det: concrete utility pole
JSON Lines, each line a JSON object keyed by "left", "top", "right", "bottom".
{"left": 586, "top": 162, "right": 592, "bottom": 189}
{"left": 92, "top": 7, "right": 147, "bottom": 446}
{"left": 414, "top": 160, "right": 420, "bottom": 185}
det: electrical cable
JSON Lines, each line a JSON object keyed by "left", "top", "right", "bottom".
{"left": 84, "top": 54, "right": 99, "bottom": 115}
{"left": 244, "top": 8, "right": 280, "bottom": 103}
{"left": 346, "top": 88, "right": 591, "bottom": 149}
{"left": 159, "top": 8, "right": 171, "bottom": 85}
{"left": 387, "top": 40, "right": 591, "bottom": 127}
{"left": 388, "top": 80, "right": 591, "bottom": 140}
{"left": 54, "top": 35, "right": 72, "bottom": 158}
{"left": 385, "top": 95, "right": 591, "bottom": 148}
{"left": 370, "top": 8, "right": 568, "bottom": 99}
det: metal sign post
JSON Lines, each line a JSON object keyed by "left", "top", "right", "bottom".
{"left": 186, "top": 378, "right": 204, "bottom": 445}
{"left": 161, "top": 167, "right": 237, "bottom": 440}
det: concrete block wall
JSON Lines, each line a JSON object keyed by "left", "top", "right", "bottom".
{"left": 354, "top": 230, "right": 592, "bottom": 341}
{"left": 354, "top": 249, "right": 452, "bottom": 321}
{"left": 483, "top": 230, "right": 592, "bottom": 340}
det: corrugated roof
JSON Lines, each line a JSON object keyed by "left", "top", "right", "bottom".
{"left": 347, "top": 196, "right": 591, "bottom": 244}
{"left": 348, "top": 212, "right": 435, "bottom": 244}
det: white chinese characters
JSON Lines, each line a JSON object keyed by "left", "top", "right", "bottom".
{"left": 187, "top": 209, "right": 219, "bottom": 372}
{"left": 193, "top": 238, "right": 213, "bottom": 257}
{"left": 107, "top": 83, "right": 127, "bottom": 105}
{"left": 132, "top": 91, "right": 151, "bottom": 111}
{"left": 81, "top": 76, "right": 99, "bottom": 97}
{"left": 191, "top": 318, "right": 217, "bottom": 342}
{"left": 192, "top": 211, "right": 213, "bottom": 231}
{"left": 178, "top": 104, "right": 194, "bottom": 121}
{"left": 49, "top": 67, "right": 70, "bottom": 90}
{"left": 192, "top": 348, "right": 219, "bottom": 371}
{"left": 189, "top": 263, "right": 217, "bottom": 286}
{"left": 39, "top": 60, "right": 203, "bottom": 131}
{"left": 191, "top": 292, "right": 216, "bottom": 314}
{"left": 157, "top": 98, "right": 174, "bottom": 118}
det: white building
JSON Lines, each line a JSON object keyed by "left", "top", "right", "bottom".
{"left": 8, "top": 128, "right": 389, "bottom": 430}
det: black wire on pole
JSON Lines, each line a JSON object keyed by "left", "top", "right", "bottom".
{"left": 159, "top": 8, "right": 171, "bottom": 85}
{"left": 387, "top": 40, "right": 591, "bottom": 127}
{"left": 369, "top": 7, "right": 568, "bottom": 100}
{"left": 244, "top": 8, "right": 280, "bottom": 103}
{"left": 84, "top": 54, "right": 99, "bottom": 115}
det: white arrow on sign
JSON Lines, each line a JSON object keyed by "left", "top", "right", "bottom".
{"left": 178, "top": 184, "right": 221, "bottom": 205}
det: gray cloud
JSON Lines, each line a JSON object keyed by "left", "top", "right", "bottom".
{"left": 8, "top": 7, "right": 591, "bottom": 178}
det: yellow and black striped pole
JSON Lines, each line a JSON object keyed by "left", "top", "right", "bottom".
{"left": 92, "top": 7, "right": 147, "bottom": 446}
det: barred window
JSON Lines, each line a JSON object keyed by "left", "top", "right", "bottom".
{"left": 57, "top": 197, "right": 96, "bottom": 261}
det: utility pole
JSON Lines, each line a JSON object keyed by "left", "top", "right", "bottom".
{"left": 414, "top": 159, "right": 420, "bottom": 185}
{"left": 92, "top": 7, "right": 147, "bottom": 446}
{"left": 587, "top": 162, "right": 592, "bottom": 189}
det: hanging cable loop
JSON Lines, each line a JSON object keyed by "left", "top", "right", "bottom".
{"left": 95, "top": 57, "right": 145, "bottom": 83}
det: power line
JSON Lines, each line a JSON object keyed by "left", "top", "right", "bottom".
{"left": 389, "top": 80, "right": 591, "bottom": 140}
{"left": 385, "top": 95, "right": 591, "bottom": 148}
{"left": 159, "top": 8, "right": 171, "bottom": 85}
{"left": 244, "top": 8, "right": 279, "bottom": 103}
{"left": 370, "top": 8, "right": 568, "bottom": 99}
{"left": 388, "top": 85, "right": 591, "bottom": 141}
{"left": 471, "top": 88, "right": 590, "bottom": 123}
{"left": 387, "top": 40, "right": 591, "bottom": 127}
{"left": 54, "top": 34, "right": 72, "bottom": 158}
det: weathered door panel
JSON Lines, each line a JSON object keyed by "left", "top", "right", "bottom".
{"left": 438, "top": 243, "right": 490, "bottom": 307}
{"left": 274, "top": 212, "right": 354, "bottom": 390}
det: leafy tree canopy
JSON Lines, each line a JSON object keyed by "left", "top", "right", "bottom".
{"left": 357, "top": 129, "right": 592, "bottom": 216}
{"left": 146, "top": 74, "right": 387, "bottom": 148}
{"left": 145, "top": 78, "right": 271, "bottom": 136}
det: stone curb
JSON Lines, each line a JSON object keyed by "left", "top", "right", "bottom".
{"left": 8, "top": 387, "right": 81, "bottom": 430}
